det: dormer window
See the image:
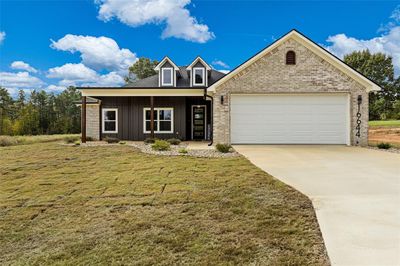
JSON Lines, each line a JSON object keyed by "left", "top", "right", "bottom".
{"left": 162, "top": 67, "right": 173, "bottom": 86}
{"left": 193, "top": 67, "right": 205, "bottom": 86}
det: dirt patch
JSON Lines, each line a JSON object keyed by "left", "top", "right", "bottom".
{"left": 369, "top": 127, "right": 400, "bottom": 147}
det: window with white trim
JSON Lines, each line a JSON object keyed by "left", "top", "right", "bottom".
{"left": 161, "top": 68, "right": 173, "bottom": 86}
{"left": 193, "top": 67, "right": 205, "bottom": 86}
{"left": 102, "top": 108, "right": 118, "bottom": 133}
{"left": 143, "top": 108, "right": 173, "bottom": 133}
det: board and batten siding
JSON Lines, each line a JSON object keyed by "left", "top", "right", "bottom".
{"left": 99, "top": 96, "right": 186, "bottom": 140}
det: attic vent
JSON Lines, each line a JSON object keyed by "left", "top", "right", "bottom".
{"left": 286, "top": 51, "right": 296, "bottom": 65}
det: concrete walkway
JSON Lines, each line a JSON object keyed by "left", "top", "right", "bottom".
{"left": 234, "top": 145, "right": 400, "bottom": 266}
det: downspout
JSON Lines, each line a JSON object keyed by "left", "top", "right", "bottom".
{"left": 204, "top": 88, "right": 213, "bottom": 146}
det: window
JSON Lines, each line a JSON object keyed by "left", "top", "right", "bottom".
{"left": 161, "top": 68, "right": 173, "bottom": 86}
{"left": 143, "top": 108, "right": 173, "bottom": 133}
{"left": 102, "top": 108, "right": 118, "bottom": 133}
{"left": 286, "top": 51, "right": 296, "bottom": 65}
{"left": 193, "top": 67, "right": 205, "bottom": 86}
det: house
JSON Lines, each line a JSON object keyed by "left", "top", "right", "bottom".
{"left": 78, "top": 30, "right": 380, "bottom": 146}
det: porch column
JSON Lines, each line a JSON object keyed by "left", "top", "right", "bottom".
{"left": 150, "top": 96, "right": 155, "bottom": 139}
{"left": 81, "top": 96, "right": 86, "bottom": 143}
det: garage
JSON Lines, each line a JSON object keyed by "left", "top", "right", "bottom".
{"left": 231, "top": 94, "right": 350, "bottom": 144}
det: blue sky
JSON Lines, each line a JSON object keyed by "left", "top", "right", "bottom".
{"left": 0, "top": 0, "right": 399, "bottom": 96}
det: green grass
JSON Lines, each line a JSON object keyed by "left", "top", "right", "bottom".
{"left": 0, "top": 142, "right": 329, "bottom": 265}
{"left": 0, "top": 134, "right": 79, "bottom": 147}
{"left": 368, "top": 120, "right": 400, "bottom": 128}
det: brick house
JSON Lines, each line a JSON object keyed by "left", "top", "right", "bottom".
{"left": 78, "top": 30, "right": 380, "bottom": 146}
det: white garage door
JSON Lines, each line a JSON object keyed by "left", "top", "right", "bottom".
{"left": 231, "top": 94, "right": 349, "bottom": 144}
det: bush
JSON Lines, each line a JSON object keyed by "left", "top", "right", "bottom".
{"left": 144, "top": 137, "right": 156, "bottom": 144}
{"left": 119, "top": 141, "right": 126, "bottom": 145}
{"left": 74, "top": 140, "right": 81, "bottom": 146}
{"left": 152, "top": 140, "right": 170, "bottom": 151}
{"left": 178, "top": 148, "right": 188, "bottom": 154}
{"left": 167, "top": 138, "right": 181, "bottom": 145}
{"left": 105, "top": 137, "right": 120, "bottom": 144}
{"left": 0, "top": 136, "right": 18, "bottom": 147}
{"left": 86, "top": 136, "right": 95, "bottom": 141}
{"left": 64, "top": 136, "right": 80, "bottom": 144}
{"left": 216, "top": 143, "right": 232, "bottom": 153}
{"left": 377, "top": 142, "right": 392, "bottom": 149}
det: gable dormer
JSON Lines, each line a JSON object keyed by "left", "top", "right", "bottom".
{"left": 154, "top": 57, "right": 179, "bottom": 87}
{"left": 186, "top": 56, "right": 212, "bottom": 87}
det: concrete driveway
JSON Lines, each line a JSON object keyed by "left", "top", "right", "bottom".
{"left": 234, "top": 145, "right": 400, "bottom": 266}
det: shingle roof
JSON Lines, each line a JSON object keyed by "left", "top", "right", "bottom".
{"left": 124, "top": 66, "right": 226, "bottom": 88}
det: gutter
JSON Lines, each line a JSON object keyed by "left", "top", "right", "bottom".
{"left": 204, "top": 88, "right": 213, "bottom": 146}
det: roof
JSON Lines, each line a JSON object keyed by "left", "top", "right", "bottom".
{"left": 124, "top": 67, "right": 225, "bottom": 88}
{"left": 186, "top": 56, "right": 212, "bottom": 70}
{"left": 74, "top": 97, "right": 100, "bottom": 104}
{"left": 154, "top": 56, "right": 179, "bottom": 71}
{"left": 208, "top": 29, "right": 381, "bottom": 93}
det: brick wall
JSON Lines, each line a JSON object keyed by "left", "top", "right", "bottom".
{"left": 213, "top": 38, "right": 369, "bottom": 146}
{"left": 86, "top": 105, "right": 100, "bottom": 140}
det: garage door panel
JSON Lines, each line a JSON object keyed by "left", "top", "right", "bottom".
{"left": 231, "top": 94, "right": 349, "bottom": 144}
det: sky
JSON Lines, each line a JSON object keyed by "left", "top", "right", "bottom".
{"left": 0, "top": 0, "right": 399, "bottom": 96}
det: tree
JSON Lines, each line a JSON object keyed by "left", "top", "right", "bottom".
{"left": 344, "top": 50, "right": 399, "bottom": 120}
{"left": 125, "top": 57, "right": 159, "bottom": 83}
{"left": 0, "top": 87, "right": 14, "bottom": 134}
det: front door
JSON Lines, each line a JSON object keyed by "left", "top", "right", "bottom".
{"left": 192, "top": 105, "right": 206, "bottom": 140}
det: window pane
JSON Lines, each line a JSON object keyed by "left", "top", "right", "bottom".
{"left": 105, "top": 121, "right": 116, "bottom": 131}
{"left": 105, "top": 110, "right": 116, "bottom": 121}
{"left": 145, "top": 121, "right": 158, "bottom": 132}
{"left": 145, "top": 110, "right": 157, "bottom": 120}
{"left": 159, "top": 110, "right": 172, "bottom": 120}
{"left": 195, "top": 69, "right": 203, "bottom": 84}
{"left": 163, "top": 69, "right": 172, "bottom": 84}
{"left": 159, "top": 121, "right": 171, "bottom": 131}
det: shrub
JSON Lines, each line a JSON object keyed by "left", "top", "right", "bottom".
{"left": 144, "top": 137, "right": 156, "bottom": 144}
{"left": 167, "top": 138, "right": 181, "bottom": 145}
{"left": 178, "top": 148, "right": 188, "bottom": 154}
{"left": 152, "top": 140, "right": 170, "bottom": 151}
{"left": 74, "top": 140, "right": 81, "bottom": 146}
{"left": 86, "top": 136, "right": 95, "bottom": 141}
{"left": 64, "top": 136, "right": 80, "bottom": 144}
{"left": 377, "top": 142, "right": 392, "bottom": 149}
{"left": 0, "top": 136, "right": 18, "bottom": 147}
{"left": 119, "top": 141, "right": 126, "bottom": 145}
{"left": 216, "top": 143, "right": 232, "bottom": 153}
{"left": 105, "top": 137, "right": 120, "bottom": 144}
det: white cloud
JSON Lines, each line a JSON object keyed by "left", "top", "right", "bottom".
{"left": 45, "top": 85, "right": 67, "bottom": 92}
{"left": 50, "top": 34, "right": 137, "bottom": 73}
{"left": 212, "top": 60, "right": 229, "bottom": 68}
{"left": 95, "top": 0, "right": 214, "bottom": 43}
{"left": 47, "top": 63, "right": 124, "bottom": 87}
{"left": 11, "top": 61, "right": 38, "bottom": 73}
{"left": 325, "top": 26, "right": 400, "bottom": 75}
{"left": 0, "top": 71, "right": 45, "bottom": 90}
{"left": 0, "top": 31, "right": 5, "bottom": 44}
{"left": 218, "top": 70, "right": 230, "bottom": 74}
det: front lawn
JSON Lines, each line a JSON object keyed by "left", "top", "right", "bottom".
{"left": 368, "top": 120, "right": 400, "bottom": 128}
{"left": 0, "top": 143, "right": 329, "bottom": 265}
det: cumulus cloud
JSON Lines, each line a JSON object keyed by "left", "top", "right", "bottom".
{"left": 50, "top": 34, "right": 137, "bottom": 73}
{"left": 47, "top": 63, "right": 124, "bottom": 87}
{"left": 212, "top": 60, "right": 229, "bottom": 68}
{"left": 46, "top": 85, "right": 67, "bottom": 92}
{"left": 11, "top": 61, "right": 38, "bottom": 73}
{"left": 0, "top": 71, "right": 45, "bottom": 90}
{"left": 325, "top": 6, "right": 400, "bottom": 74}
{"left": 95, "top": 0, "right": 214, "bottom": 43}
{"left": 0, "top": 31, "right": 5, "bottom": 44}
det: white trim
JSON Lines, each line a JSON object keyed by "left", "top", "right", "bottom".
{"left": 208, "top": 30, "right": 381, "bottom": 93}
{"left": 102, "top": 108, "right": 118, "bottom": 134}
{"left": 143, "top": 107, "right": 174, "bottom": 134}
{"left": 154, "top": 56, "right": 179, "bottom": 71}
{"left": 192, "top": 67, "right": 206, "bottom": 86}
{"left": 81, "top": 88, "right": 204, "bottom": 97}
{"left": 191, "top": 105, "right": 207, "bottom": 140}
{"left": 186, "top": 56, "right": 212, "bottom": 70}
{"left": 161, "top": 67, "right": 173, "bottom": 86}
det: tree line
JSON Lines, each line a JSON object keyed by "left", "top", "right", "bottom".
{"left": 0, "top": 52, "right": 399, "bottom": 136}
{"left": 0, "top": 87, "right": 81, "bottom": 135}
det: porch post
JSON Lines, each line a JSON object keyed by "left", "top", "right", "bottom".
{"left": 150, "top": 96, "right": 155, "bottom": 138}
{"left": 81, "top": 96, "right": 86, "bottom": 143}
